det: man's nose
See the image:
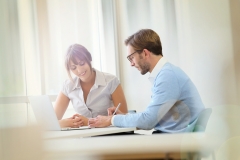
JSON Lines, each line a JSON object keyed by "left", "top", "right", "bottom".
{"left": 130, "top": 61, "right": 135, "bottom": 66}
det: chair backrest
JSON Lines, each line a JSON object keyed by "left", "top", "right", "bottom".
{"left": 128, "top": 110, "right": 136, "bottom": 114}
{"left": 193, "top": 108, "right": 212, "bottom": 132}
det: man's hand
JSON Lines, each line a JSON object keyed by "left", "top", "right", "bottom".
{"left": 88, "top": 115, "right": 113, "bottom": 128}
{"left": 108, "top": 107, "right": 124, "bottom": 115}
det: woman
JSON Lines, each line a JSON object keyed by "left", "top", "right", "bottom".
{"left": 54, "top": 44, "right": 128, "bottom": 128}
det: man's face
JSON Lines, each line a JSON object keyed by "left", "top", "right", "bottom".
{"left": 126, "top": 45, "right": 150, "bottom": 75}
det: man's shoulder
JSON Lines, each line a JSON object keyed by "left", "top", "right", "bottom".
{"left": 158, "top": 62, "right": 175, "bottom": 74}
{"left": 156, "top": 62, "right": 188, "bottom": 80}
{"left": 63, "top": 77, "right": 78, "bottom": 89}
{"left": 162, "top": 62, "right": 176, "bottom": 69}
{"left": 161, "top": 62, "right": 184, "bottom": 74}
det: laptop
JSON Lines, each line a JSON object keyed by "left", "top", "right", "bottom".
{"left": 28, "top": 95, "right": 90, "bottom": 131}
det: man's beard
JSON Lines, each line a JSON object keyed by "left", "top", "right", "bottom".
{"left": 138, "top": 56, "right": 150, "bottom": 75}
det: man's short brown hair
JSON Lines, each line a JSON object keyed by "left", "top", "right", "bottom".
{"left": 125, "top": 29, "right": 163, "bottom": 56}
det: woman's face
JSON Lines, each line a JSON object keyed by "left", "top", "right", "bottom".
{"left": 69, "top": 59, "right": 92, "bottom": 82}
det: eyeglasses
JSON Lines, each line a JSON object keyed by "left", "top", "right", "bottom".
{"left": 127, "top": 50, "right": 141, "bottom": 62}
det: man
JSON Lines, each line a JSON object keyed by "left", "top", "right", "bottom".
{"left": 89, "top": 29, "right": 205, "bottom": 133}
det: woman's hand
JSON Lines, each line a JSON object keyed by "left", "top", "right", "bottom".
{"left": 72, "top": 114, "right": 89, "bottom": 126}
{"left": 59, "top": 114, "right": 88, "bottom": 128}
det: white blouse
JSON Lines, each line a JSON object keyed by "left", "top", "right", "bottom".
{"left": 62, "top": 68, "right": 120, "bottom": 118}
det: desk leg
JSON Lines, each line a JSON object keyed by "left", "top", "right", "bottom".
{"left": 165, "top": 153, "right": 170, "bottom": 160}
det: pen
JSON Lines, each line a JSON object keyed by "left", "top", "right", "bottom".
{"left": 113, "top": 103, "right": 121, "bottom": 115}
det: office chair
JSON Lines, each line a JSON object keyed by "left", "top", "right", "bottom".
{"left": 193, "top": 108, "right": 212, "bottom": 132}
{"left": 189, "top": 108, "right": 215, "bottom": 160}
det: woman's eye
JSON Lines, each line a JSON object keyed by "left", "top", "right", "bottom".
{"left": 79, "top": 61, "right": 85, "bottom": 66}
{"left": 70, "top": 66, "right": 76, "bottom": 70}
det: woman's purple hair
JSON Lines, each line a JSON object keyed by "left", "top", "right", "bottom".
{"left": 65, "top": 44, "right": 92, "bottom": 80}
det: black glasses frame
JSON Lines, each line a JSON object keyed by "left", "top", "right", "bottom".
{"left": 127, "top": 50, "right": 142, "bottom": 62}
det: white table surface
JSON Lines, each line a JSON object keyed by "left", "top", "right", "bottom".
{"left": 44, "top": 132, "right": 222, "bottom": 159}
{"left": 43, "top": 126, "right": 136, "bottom": 139}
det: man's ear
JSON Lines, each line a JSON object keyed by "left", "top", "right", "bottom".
{"left": 143, "top": 49, "right": 151, "bottom": 58}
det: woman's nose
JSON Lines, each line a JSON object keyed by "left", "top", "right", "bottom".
{"left": 76, "top": 65, "right": 82, "bottom": 72}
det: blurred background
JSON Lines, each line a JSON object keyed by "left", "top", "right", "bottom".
{"left": 0, "top": 0, "right": 239, "bottom": 159}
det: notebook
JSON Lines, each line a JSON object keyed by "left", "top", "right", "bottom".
{"left": 28, "top": 95, "right": 90, "bottom": 131}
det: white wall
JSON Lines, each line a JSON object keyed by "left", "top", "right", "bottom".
{"left": 182, "top": 0, "right": 238, "bottom": 108}
{"left": 116, "top": 2, "right": 240, "bottom": 158}
{"left": 116, "top": 0, "right": 240, "bottom": 138}
{"left": 119, "top": 0, "right": 240, "bottom": 110}
{"left": 116, "top": 0, "right": 176, "bottom": 112}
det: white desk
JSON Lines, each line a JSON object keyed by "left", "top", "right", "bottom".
{"left": 44, "top": 132, "right": 222, "bottom": 160}
{"left": 43, "top": 126, "right": 136, "bottom": 139}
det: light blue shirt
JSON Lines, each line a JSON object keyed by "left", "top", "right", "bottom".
{"left": 112, "top": 57, "right": 205, "bottom": 133}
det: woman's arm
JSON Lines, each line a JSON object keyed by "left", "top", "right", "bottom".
{"left": 54, "top": 92, "right": 88, "bottom": 128}
{"left": 111, "top": 84, "right": 128, "bottom": 113}
{"left": 54, "top": 92, "right": 70, "bottom": 120}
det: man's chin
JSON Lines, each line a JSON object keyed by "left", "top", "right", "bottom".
{"left": 140, "top": 70, "right": 148, "bottom": 75}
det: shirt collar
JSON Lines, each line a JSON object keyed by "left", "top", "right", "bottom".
{"left": 94, "top": 68, "right": 107, "bottom": 86}
{"left": 72, "top": 68, "right": 106, "bottom": 90}
{"left": 148, "top": 56, "right": 168, "bottom": 84}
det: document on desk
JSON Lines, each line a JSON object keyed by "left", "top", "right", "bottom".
{"left": 61, "top": 126, "right": 91, "bottom": 131}
{"left": 44, "top": 126, "right": 136, "bottom": 139}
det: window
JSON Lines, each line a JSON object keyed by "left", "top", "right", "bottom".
{"left": 0, "top": 0, "right": 119, "bottom": 127}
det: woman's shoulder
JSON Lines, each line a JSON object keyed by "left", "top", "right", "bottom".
{"left": 102, "top": 71, "right": 117, "bottom": 79}
{"left": 62, "top": 77, "right": 79, "bottom": 89}
{"left": 94, "top": 69, "right": 120, "bottom": 88}
{"left": 95, "top": 69, "right": 117, "bottom": 80}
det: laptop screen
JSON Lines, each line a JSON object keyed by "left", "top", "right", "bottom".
{"left": 28, "top": 95, "right": 61, "bottom": 131}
